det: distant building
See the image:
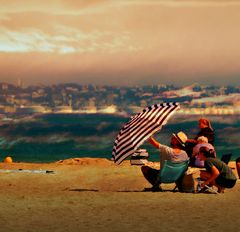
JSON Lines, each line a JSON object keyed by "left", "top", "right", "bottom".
{"left": 98, "top": 105, "right": 117, "bottom": 114}
{"left": 78, "top": 106, "right": 97, "bottom": 114}
{"left": 4, "top": 105, "right": 16, "bottom": 113}
{"left": 53, "top": 106, "right": 73, "bottom": 113}
{"left": 0, "top": 83, "right": 8, "bottom": 90}
{"left": 16, "top": 105, "right": 48, "bottom": 114}
{"left": 0, "top": 105, "right": 5, "bottom": 113}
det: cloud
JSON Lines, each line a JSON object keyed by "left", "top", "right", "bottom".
{"left": 0, "top": 0, "right": 240, "bottom": 85}
{"left": 121, "top": 0, "right": 240, "bottom": 6}
{"left": 0, "top": 0, "right": 115, "bottom": 15}
{"left": 191, "top": 94, "right": 240, "bottom": 104}
{"left": 0, "top": 25, "right": 136, "bottom": 54}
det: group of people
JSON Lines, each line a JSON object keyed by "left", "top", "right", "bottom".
{"left": 142, "top": 118, "right": 238, "bottom": 193}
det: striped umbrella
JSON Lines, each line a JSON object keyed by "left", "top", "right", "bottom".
{"left": 112, "top": 102, "right": 180, "bottom": 164}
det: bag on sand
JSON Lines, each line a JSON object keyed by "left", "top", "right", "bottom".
{"left": 176, "top": 168, "right": 200, "bottom": 193}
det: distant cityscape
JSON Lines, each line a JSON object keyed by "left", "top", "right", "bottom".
{"left": 0, "top": 81, "right": 239, "bottom": 117}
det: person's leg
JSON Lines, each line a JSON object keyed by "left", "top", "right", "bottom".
{"left": 141, "top": 166, "right": 159, "bottom": 186}
{"left": 200, "top": 173, "right": 224, "bottom": 193}
{"left": 216, "top": 185, "right": 225, "bottom": 193}
{"left": 212, "top": 179, "right": 225, "bottom": 193}
{"left": 215, "top": 176, "right": 236, "bottom": 193}
{"left": 141, "top": 166, "right": 163, "bottom": 191}
{"left": 200, "top": 170, "right": 211, "bottom": 180}
{"left": 236, "top": 157, "right": 240, "bottom": 179}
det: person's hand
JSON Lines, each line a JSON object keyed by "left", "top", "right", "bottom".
{"left": 201, "top": 181, "right": 209, "bottom": 188}
{"left": 147, "top": 137, "right": 153, "bottom": 142}
{"left": 147, "top": 137, "right": 160, "bottom": 149}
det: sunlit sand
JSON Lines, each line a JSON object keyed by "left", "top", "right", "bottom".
{"left": 0, "top": 158, "right": 239, "bottom": 232}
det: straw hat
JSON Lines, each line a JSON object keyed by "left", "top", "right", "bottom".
{"left": 172, "top": 131, "right": 188, "bottom": 147}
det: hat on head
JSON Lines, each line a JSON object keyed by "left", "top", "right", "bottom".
{"left": 172, "top": 131, "right": 188, "bottom": 147}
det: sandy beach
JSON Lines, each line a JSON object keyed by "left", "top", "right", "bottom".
{"left": 0, "top": 158, "right": 239, "bottom": 232}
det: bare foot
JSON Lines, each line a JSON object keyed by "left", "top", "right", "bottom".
{"left": 217, "top": 186, "right": 225, "bottom": 193}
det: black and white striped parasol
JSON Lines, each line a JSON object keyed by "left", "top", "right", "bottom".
{"left": 112, "top": 102, "right": 180, "bottom": 164}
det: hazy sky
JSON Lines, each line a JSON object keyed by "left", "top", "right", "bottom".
{"left": 0, "top": 0, "right": 240, "bottom": 86}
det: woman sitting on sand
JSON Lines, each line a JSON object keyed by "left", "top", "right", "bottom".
{"left": 185, "top": 118, "right": 215, "bottom": 159}
{"left": 195, "top": 118, "right": 214, "bottom": 145}
{"left": 199, "top": 146, "right": 237, "bottom": 193}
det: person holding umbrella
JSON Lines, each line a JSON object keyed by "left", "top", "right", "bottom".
{"left": 141, "top": 132, "right": 189, "bottom": 191}
{"left": 112, "top": 102, "right": 181, "bottom": 165}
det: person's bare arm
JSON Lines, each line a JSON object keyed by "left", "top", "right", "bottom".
{"left": 148, "top": 137, "right": 160, "bottom": 149}
{"left": 192, "top": 146, "right": 198, "bottom": 157}
{"left": 186, "top": 139, "right": 197, "bottom": 144}
{"left": 201, "top": 166, "right": 220, "bottom": 187}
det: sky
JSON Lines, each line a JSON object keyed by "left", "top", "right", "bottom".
{"left": 0, "top": 0, "right": 240, "bottom": 86}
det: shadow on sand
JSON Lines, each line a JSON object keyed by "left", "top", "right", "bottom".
{"left": 68, "top": 188, "right": 99, "bottom": 192}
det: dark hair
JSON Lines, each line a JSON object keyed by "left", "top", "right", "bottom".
{"left": 199, "top": 146, "right": 215, "bottom": 158}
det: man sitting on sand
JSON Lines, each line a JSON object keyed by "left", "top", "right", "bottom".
{"left": 141, "top": 132, "right": 189, "bottom": 191}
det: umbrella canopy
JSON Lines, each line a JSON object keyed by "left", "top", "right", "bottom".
{"left": 112, "top": 102, "right": 180, "bottom": 164}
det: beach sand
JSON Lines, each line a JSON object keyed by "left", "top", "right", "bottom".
{"left": 0, "top": 158, "right": 239, "bottom": 232}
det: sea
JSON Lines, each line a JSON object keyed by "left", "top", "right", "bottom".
{"left": 0, "top": 113, "right": 239, "bottom": 163}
